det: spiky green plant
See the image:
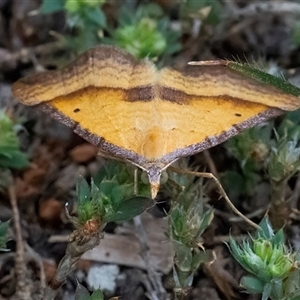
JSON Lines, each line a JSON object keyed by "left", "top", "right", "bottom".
{"left": 228, "top": 217, "right": 300, "bottom": 300}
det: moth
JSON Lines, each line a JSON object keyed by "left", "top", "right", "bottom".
{"left": 12, "top": 45, "right": 300, "bottom": 198}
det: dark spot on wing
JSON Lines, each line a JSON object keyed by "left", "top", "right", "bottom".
{"left": 74, "top": 108, "right": 80, "bottom": 113}
{"left": 125, "top": 86, "right": 154, "bottom": 102}
{"left": 159, "top": 86, "right": 187, "bottom": 104}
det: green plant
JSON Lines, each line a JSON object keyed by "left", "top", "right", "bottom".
{"left": 40, "top": 1, "right": 182, "bottom": 58}
{"left": 106, "top": 3, "right": 181, "bottom": 60}
{"left": 72, "top": 161, "right": 153, "bottom": 227}
{"left": 40, "top": 0, "right": 107, "bottom": 53}
{"left": 0, "top": 110, "right": 29, "bottom": 190}
{"left": 0, "top": 110, "right": 28, "bottom": 170}
{"left": 220, "top": 61, "right": 300, "bottom": 202}
{"left": 45, "top": 161, "right": 154, "bottom": 299}
{"left": 224, "top": 124, "right": 273, "bottom": 196}
{"left": 268, "top": 137, "right": 300, "bottom": 190}
{"left": 228, "top": 217, "right": 300, "bottom": 300}
{"left": 165, "top": 165, "right": 214, "bottom": 299}
{"left": 222, "top": 108, "right": 300, "bottom": 228}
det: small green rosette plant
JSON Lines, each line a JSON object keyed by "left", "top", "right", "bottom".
{"left": 228, "top": 218, "right": 300, "bottom": 300}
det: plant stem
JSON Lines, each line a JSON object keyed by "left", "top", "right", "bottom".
{"left": 8, "top": 184, "right": 32, "bottom": 299}
{"left": 43, "top": 232, "right": 103, "bottom": 300}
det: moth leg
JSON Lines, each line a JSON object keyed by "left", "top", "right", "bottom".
{"left": 134, "top": 168, "right": 138, "bottom": 196}
{"left": 168, "top": 166, "right": 260, "bottom": 229}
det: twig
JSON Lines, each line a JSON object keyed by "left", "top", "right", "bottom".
{"left": 43, "top": 231, "right": 103, "bottom": 300}
{"left": 225, "top": 1, "right": 300, "bottom": 18}
{"left": 8, "top": 184, "right": 32, "bottom": 299}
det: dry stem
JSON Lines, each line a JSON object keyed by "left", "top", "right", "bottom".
{"left": 43, "top": 231, "right": 103, "bottom": 300}
{"left": 8, "top": 184, "right": 32, "bottom": 299}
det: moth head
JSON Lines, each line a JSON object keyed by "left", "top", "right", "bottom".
{"left": 140, "top": 166, "right": 168, "bottom": 199}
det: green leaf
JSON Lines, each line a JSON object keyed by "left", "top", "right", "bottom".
{"left": 228, "top": 61, "right": 300, "bottom": 97}
{"left": 196, "top": 207, "right": 214, "bottom": 237}
{"left": 240, "top": 276, "right": 265, "bottom": 294}
{"left": 111, "top": 183, "right": 134, "bottom": 204}
{"left": 268, "top": 138, "right": 300, "bottom": 183}
{"left": 75, "top": 284, "right": 90, "bottom": 300}
{"left": 273, "top": 228, "right": 285, "bottom": 245}
{"left": 262, "top": 283, "right": 272, "bottom": 300}
{"left": 40, "top": 0, "right": 65, "bottom": 14}
{"left": 0, "top": 152, "right": 28, "bottom": 169}
{"left": 76, "top": 176, "right": 91, "bottom": 205}
{"left": 90, "top": 289, "right": 104, "bottom": 300}
{"left": 173, "top": 242, "right": 193, "bottom": 272}
{"left": 277, "top": 110, "right": 300, "bottom": 140}
{"left": 84, "top": 7, "right": 106, "bottom": 27}
{"left": 256, "top": 217, "right": 274, "bottom": 240}
{"left": 99, "top": 179, "right": 118, "bottom": 198}
{"left": 107, "top": 197, "right": 154, "bottom": 222}
{"left": 269, "top": 278, "right": 284, "bottom": 300}
{"left": 90, "top": 179, "right": 101, "bottom": 200}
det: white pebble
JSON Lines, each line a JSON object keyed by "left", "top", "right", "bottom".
{"left": 87, "top": 264, "right": 120, "bottom": 294}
